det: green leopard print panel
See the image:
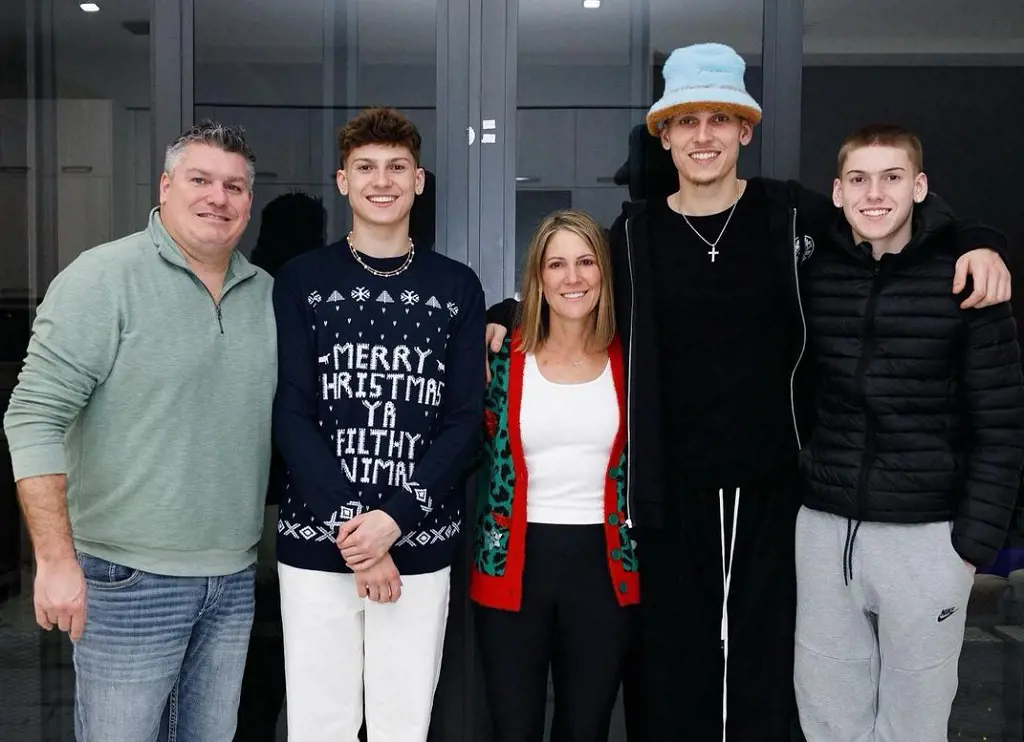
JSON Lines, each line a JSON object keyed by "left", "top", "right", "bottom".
{"left": 609, "top": 454, "right": 638, "bottom": 573}
{"left": 473, "top": 339, "right": 514, "bottom": 577}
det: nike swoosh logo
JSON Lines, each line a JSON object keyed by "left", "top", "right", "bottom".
{"left": 937, "top": 608, "right": 958, "bottom": 623}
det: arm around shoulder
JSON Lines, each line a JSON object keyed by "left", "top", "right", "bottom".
{"left": 486, "top": 297, "right": 519, "bottom": 331}
{"left": 786, "top": 180, "right": 837, "bottom": 238}
{"left": 947, "top": 215, "right": 1012, "bottom": 309}
{"left": 923, "top": 190, "right": 1010, "bottom": 263}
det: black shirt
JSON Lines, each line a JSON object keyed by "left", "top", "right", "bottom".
{"left": 648, "top": 179, "right": 796, "bottom": 488}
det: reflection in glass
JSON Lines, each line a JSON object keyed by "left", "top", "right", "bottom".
{"left": 194, "top": 1, "right": 438, "bottom": 257}
{"left": 0, "top": 2, "right": 152, "bottom": 740}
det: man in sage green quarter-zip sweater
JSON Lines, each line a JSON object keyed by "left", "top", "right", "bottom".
{"left": 3, "top": 121, "right": 276, "bottom": 742}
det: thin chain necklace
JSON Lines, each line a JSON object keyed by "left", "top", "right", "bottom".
{"left": 540, "top": 341, "right": 597, "bottom": 368}
{"left": 346, "top": 231, "right": 415, "bottom": 278}
{"left": 675, "top": 192, "right": 741, "bottom": 264}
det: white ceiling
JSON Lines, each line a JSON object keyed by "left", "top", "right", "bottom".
{"left": 28, "top": 0, "right": 1024, "bottom": 65}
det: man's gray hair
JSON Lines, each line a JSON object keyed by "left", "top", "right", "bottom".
{"left": 163, "top": 120, "right": 257, "bottom": 187}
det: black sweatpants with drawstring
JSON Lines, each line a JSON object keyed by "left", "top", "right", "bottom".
{"left": 624, "top": 475, "right": 804, "bottom": 742}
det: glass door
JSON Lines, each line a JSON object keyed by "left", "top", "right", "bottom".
{"left": 193, "top": 0, "right": 453, "bottom": 257}
{"left": 478, "top": 0, "right": 766, "bottom": 303}
{"left": 191, "top": 3, "right": 473, "bottom": 739}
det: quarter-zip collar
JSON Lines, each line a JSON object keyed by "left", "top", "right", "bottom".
{"left": 147, "top": 207, "right": 258, "bottom": 295}
{"left": 146, "top": 207, "right": 259, "bottom": 333}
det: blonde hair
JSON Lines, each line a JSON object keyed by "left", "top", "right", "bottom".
{"left": 516, "top": 209, "right": 615, "bottom": 354}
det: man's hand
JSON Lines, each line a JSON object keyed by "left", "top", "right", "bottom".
{"left": 34, "top": 557, "right": 87, "bottom": 641}
{"left": 16, "top": 475, "right": 85, "bottom": 641}
{"left": 353, "top": 553, "right": 403, "bottom": 603}
{"left": 484, "top": 323, "right": 508, "bottom": 384}
{"left": 337, "top": 510, "right": 401, "bottom": 570}
{"left": 954, "top": 248, "right": 1012, "bottom": 309}
{"left": 963, "top": 559, "right": 977, "bottom": 576}
{"left": 487, "top": 323, "right": 507, "bottom": 353}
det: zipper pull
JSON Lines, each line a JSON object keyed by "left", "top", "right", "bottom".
{"left": 216, "top": 304, "right": 224, "bottom": 334}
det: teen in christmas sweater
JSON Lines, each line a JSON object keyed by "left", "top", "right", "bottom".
{"left": 271, "top": 107, "right": 485, "bottom": 742}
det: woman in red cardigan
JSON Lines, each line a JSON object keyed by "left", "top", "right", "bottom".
{"left": 471, "top": 209, "right": 639, "bottom": 741}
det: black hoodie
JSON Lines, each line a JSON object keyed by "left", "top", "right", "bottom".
{"left": 798, "top": 198, "right": 1024, "bottom": 568}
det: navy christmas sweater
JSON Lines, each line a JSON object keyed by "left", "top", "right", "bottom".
{"left": 271, "top": 242, "right": 485, "bottom": 575}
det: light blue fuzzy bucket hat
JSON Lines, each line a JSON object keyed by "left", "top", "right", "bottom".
{"left": 646, "top": 42, "right": 762, "bottom": 135}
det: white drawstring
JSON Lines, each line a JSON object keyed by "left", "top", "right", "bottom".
{"left": 719, "top": 486, "right": 740, "bottom": 742}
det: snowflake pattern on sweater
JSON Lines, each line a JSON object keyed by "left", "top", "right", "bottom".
{"left": 273, "top": 245, "right": 485, "bottom": 575}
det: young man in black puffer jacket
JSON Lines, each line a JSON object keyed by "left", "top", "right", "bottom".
{"left": 795, "top": 123, "right": 1024, "bottom": 742}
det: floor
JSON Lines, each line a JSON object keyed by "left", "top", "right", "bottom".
{"left": 2, "top": 569, "right": 1023, "bottom": 741}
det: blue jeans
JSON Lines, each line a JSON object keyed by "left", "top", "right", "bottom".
{"left": 73, "top": 553, "right": 256, "bottom": 742}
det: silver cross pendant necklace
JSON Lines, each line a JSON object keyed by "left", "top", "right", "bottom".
{"left": 679, "top": 197, "right": 740, "bottom": 263}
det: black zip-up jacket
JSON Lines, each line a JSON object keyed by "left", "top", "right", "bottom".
{"left": 799, "top": 199, "right": 1024, "bottom": 568}
{"left": 488, "top": 179, "right": 1008, "bottom": 530}
{"left": 605, "top": 179, "right": 827, "bottom": 527}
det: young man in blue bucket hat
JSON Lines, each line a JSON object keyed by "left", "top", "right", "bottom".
{"left": 485, "top": 41, "right": 1012, "bottom": 741}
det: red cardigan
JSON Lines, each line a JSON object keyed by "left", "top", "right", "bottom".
{"left": 470, "top": 331, "right": 640, "bottom": 611}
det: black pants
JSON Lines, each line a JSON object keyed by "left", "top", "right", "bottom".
{"left": 625, "top": 478, "right": 803, "bottom": 742}
{"left": 476, "top": 523, "right": 631, "bottom": 742}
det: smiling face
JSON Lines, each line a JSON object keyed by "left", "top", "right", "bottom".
{"left": 540, "top": 229, "right": 602, "bottom": 323}
{"left": 158, "top": 142, "right": 252, "bottom": 255}
{"left": 660, "top": 110, "right": 753, "bottom": 187}
{"left": 833, "top": 144, "right": 928, "bottom": 248}
{"left": 337, "top": 143, "right": 424, "bottom": 231}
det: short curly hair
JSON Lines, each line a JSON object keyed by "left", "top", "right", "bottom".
{"left": 337, "top": 107, "right": 421, "bottom": 169}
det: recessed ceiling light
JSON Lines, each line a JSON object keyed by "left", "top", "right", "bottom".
{"left": 80, "top": 3, "right": 100, "bottom": 12}
{"left": 583, "top": 0, "right": 601, "bottom": 7}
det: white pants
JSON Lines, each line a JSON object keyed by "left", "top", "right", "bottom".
{"left": 278, "top": 563, "right": 451, "bottom": 742}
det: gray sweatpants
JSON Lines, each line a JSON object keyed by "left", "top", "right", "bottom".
{"left": 794, "top": 506, "right": 975, "bottom": 742}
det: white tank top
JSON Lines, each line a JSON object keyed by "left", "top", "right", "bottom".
{"left": 519, "top": 353, "right": 618, "bottom": 524}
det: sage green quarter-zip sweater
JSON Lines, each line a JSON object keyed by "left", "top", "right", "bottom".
{"left": 3, "top": 208, "right": 276, "bottom": 576}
